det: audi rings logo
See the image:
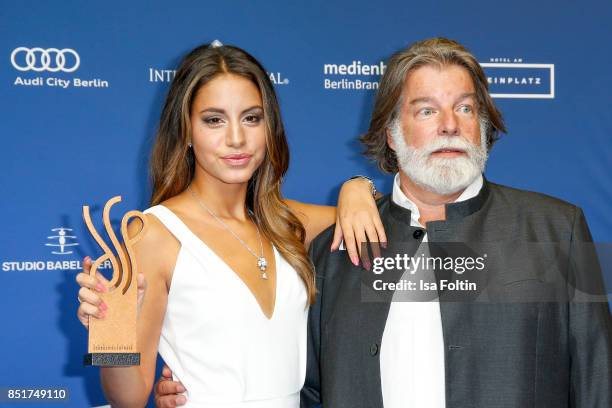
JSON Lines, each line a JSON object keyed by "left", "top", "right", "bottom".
{"left": 11, "top": 47, "right": 80, "bottom": 73}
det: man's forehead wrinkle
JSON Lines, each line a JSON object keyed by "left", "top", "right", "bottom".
{"left": 401, "top": 69, "right": 477, "bottom": 108}
{"left": 405, "top": 93, "right": 476, "bottom": 107}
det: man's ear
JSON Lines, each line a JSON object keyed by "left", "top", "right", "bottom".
{"left": 386, "top": 127, "right": 396, "bottom": 152}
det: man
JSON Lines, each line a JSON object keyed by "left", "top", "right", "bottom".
{"left": 155, "top": 38, "right": 612, "bottom": 407}
{"left": 301, "top": 37, "right": 612, "bottom": 408}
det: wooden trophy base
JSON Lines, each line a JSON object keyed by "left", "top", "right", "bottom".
{"left": 84, "top": 353, "right": 141, "bottom": 367}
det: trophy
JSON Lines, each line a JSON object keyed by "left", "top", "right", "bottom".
{"left": 82, "top": 196, "right": 147, "bottom": 366}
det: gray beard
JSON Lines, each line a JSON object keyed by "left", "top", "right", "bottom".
{"left": 390, "top": 118, "right": 489, "bottom": 195}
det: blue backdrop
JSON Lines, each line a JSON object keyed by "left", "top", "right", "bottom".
{"left": 1, "top": 0, "right": 611, "bottom": 406}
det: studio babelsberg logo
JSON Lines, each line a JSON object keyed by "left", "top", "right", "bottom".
{"left": 147, "top": 67, "right": 290, "bottom": 85}
{"left": 1, "top": 225, "right": 112, "bottom": 272}
{"left": 10, "top": 46, "right": 110, "bottom": 89}
{"left": 45, "top": 227, "right": 79, "bottom": 255}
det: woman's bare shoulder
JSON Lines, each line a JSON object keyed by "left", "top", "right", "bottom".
{"left": 126, "top": 206, "right": 180, "bottom": 259}
{"left": 132, "top": 193, "right": 187, "bottom": 243}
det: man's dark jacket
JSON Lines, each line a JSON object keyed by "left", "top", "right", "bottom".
{"left": 301, "top": 180, "right": 612, "bottom": 408}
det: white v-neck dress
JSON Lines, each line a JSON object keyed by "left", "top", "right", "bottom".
{"left": 144, "top": 205, "right": 308, "bottom": 408}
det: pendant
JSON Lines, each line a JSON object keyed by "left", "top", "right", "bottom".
{"left": 257, "top": 257, "right": 268, "bottom": 280}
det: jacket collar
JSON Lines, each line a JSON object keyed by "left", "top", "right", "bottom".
{"left": 386, "top": 176, "right": 491, "bottom": 224}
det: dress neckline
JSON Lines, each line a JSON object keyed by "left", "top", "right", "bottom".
{"left": 156, "top": 204, "right": 279, "bottom": 320}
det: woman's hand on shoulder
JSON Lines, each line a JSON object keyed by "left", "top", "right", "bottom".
{"left": 333, "top": 177, "right": 386, "bottom": 269}
{"left": 284, "top": 177, "right": 386, "bottom": 268}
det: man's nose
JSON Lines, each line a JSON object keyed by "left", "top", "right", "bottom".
{"left": 438, "top": 110, "right": 459, "bottom": 136}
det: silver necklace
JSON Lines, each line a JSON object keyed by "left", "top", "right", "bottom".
{"left": 188, "top": 185, "right": 268, "bottom": 279}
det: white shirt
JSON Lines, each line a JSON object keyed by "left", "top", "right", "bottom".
{"left": 379, "top": 173, "right": 483, "bottom": 408}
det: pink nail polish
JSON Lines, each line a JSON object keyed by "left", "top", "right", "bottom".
{"left": 100, "top": 302, "right": 108, "bottom": 311}
{"left": 96, "top": 283, "right": 106, "bottom": 292}
{"left": 351, "top": 256, "right": 359, "bottom": 266}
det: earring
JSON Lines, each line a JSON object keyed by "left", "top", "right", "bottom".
{"left": 188, "top": 142, "right": 192, "bottom": 148}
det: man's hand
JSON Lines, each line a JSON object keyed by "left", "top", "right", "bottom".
{"left": 154, "top": 364, "right": 187, "bottom": 407}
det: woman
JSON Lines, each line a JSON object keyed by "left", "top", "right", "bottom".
{"left": 76, "top": 43, "right": 384, "bottom": 407}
